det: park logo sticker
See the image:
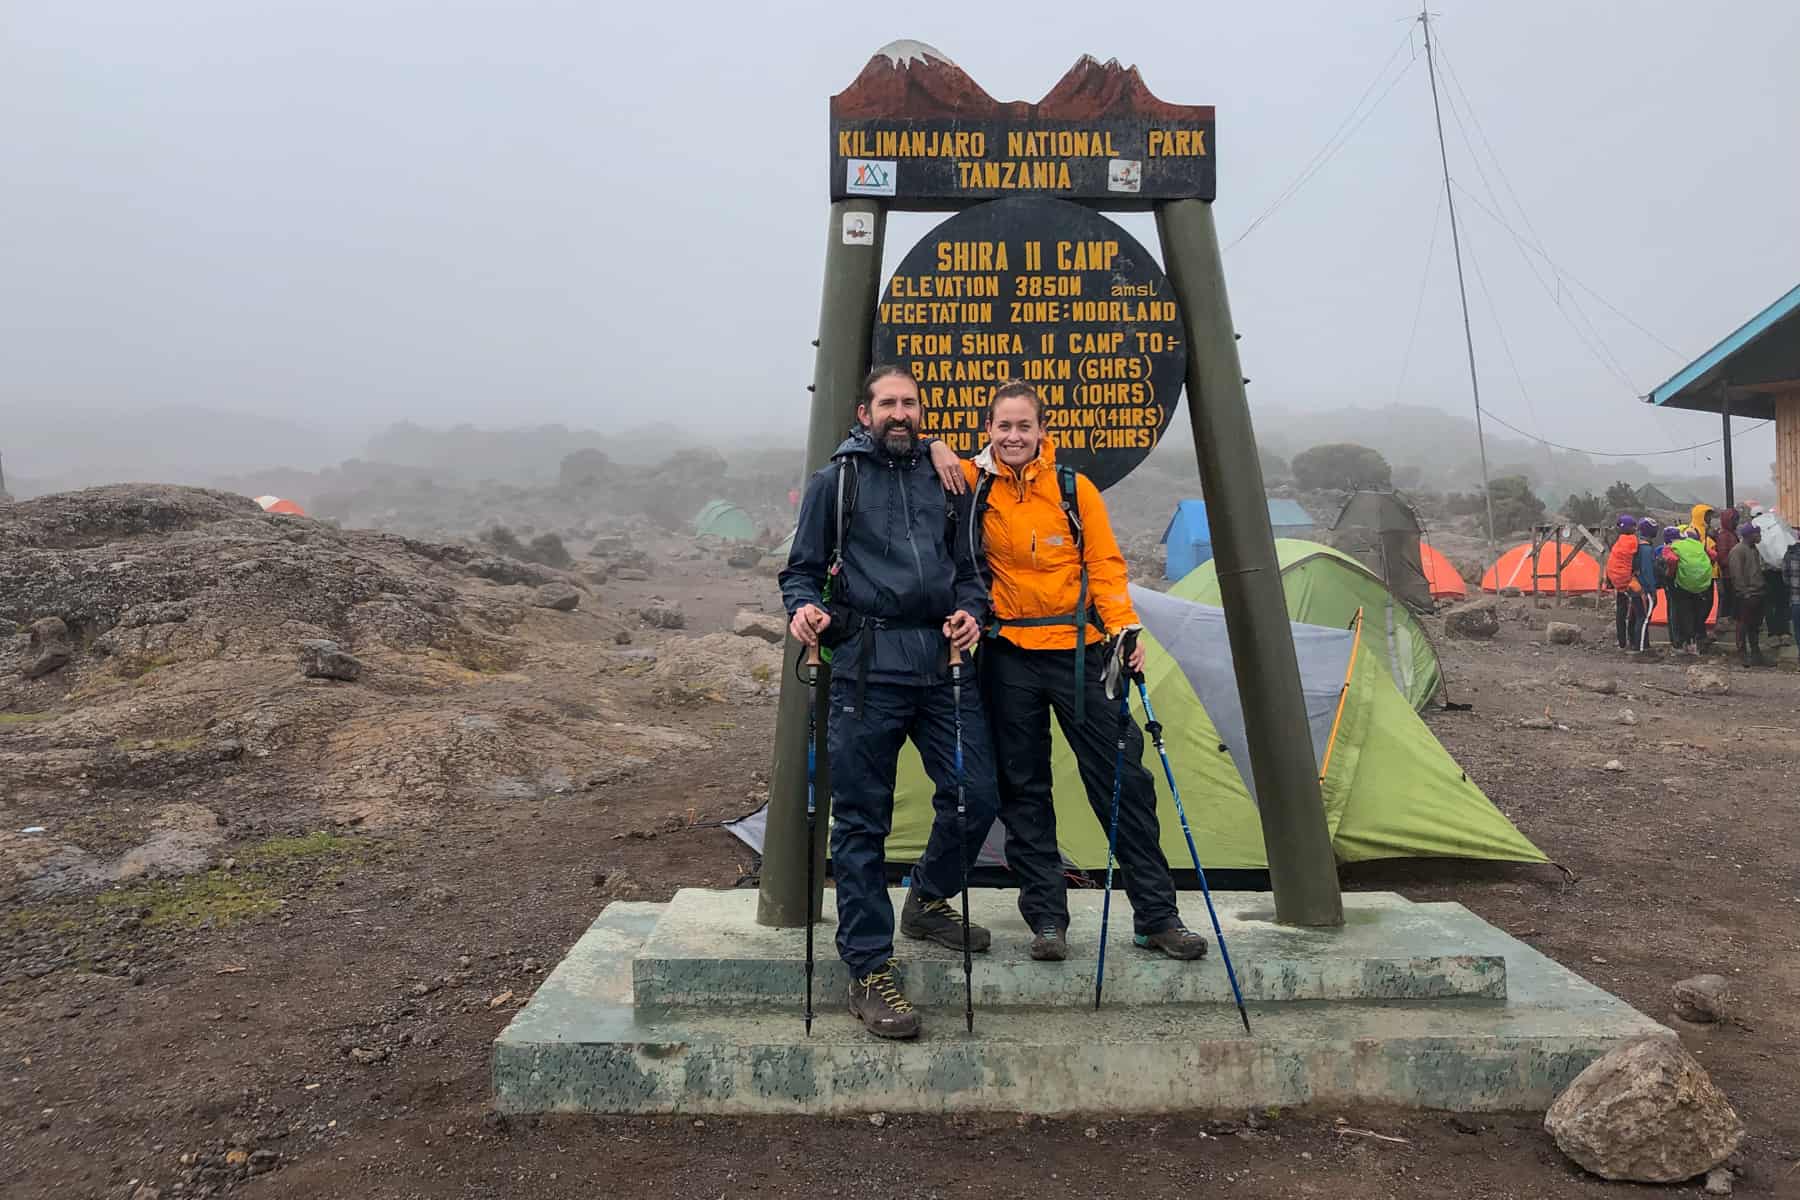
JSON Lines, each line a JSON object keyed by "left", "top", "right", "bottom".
{"left": 1107, "top": 158, "right": 1143, "bottom": 193}
{"left": 846, "top": 158, "right": 897, "bottom": 196}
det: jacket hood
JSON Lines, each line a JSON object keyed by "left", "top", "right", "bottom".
{"left": 1720, "top": 508, "right": 1740, "bottom": 532}
{"left": 1690, "top": 503, "right": 1715, "bottom": 533}
{"left": 834, "top": 424, "right": 921, "bottom": 463}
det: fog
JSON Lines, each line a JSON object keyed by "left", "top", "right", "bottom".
{"left": 3, "top": 0, "right": 1796, "bottom": 489}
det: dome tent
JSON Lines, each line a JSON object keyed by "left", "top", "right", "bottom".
{"left": 1330, "top": 491, "right": 1432, "bottom": 611}
{"left": 1481, "top": 542, "right": 1602, "bottom": 594}
{"left": 691, "top": 499, "right": 757, "bottom": 542}
{"left": 1419, "top": 541, "right": 1468, "bottom": 600}
{"left": 254, "top": 495, "right": 306, "bottom": 516}
{"left": 865, "top": 588, "right": 1542, "bottom": 873}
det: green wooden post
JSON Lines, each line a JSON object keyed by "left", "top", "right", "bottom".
{"left": 1155, "top": 198, "right": 1344, "bottom": 927}
{"left": 757, "top": 200, "right": 888, "bottom": 928}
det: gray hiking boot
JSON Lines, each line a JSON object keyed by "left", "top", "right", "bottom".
{"left": 1029, "top": 926, "right": 1069, "bottom": 962}
{"left": 1135, "top": 926, "right": 1209, "bottom": 960}
{"left": 848, "top": 959, "right": 921, "bottom": 1039}
{"left": 899, "top": 890, "right": 992, "bottom": 952}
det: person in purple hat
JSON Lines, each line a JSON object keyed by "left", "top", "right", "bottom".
{"left": 1631, "top": 517, "right": 1661, "bottom": 651}
{"left": 1605, "top": 514, "right": 1644, "bottom": 651}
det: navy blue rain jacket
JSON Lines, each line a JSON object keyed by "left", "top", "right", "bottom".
{"left": 779, "top": 428, "right": 988, "bottom": 687}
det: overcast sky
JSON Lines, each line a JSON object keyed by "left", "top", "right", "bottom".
{"left": 3, "top": 0, "right": 1795, "bottom": 475}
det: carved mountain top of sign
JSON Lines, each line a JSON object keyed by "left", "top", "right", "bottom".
{"left": 832, "top": 40, "right": 1002, "bottom": 119}
{"left": 1039, "top": 54, "right": 1213, "bottom": 121}
{"left": 831, "top": 44, "right": 1212, "bottom": 122}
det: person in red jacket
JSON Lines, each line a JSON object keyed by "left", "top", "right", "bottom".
{"left": 1604, "top": 514, "right": 1644, "bottom": 651}
{"left": 1714, "top": 507, "right": 1741, "bottom": 629}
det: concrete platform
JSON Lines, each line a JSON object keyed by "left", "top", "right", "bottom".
{"left": 634, "top": 889, "right": 1507, "bottom": 1008}
{"left": 493, "top": 890, "right": 1667, "bottom": 1116}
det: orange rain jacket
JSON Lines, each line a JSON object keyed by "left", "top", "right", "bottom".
{"left": 957, "top": 436, "right": 1138, "bottom": 650}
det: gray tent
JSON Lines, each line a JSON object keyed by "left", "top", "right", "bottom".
{"left": 1331, "top": 491, "right": 1432, "bottom": 612}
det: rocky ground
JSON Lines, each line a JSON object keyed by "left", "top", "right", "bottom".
{"left": 2, "top": 486, "right": 1796, "bottom": 1198}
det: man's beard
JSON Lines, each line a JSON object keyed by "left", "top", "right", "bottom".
{"left": 880, "top": 419, "right": 918, "bottom": 455}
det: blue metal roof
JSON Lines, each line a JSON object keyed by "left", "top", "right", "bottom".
{"left": 1647, "top": 282, "right": 1800, "bottom": 420}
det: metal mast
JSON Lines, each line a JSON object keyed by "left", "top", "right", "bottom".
{"left": 1420, "top": 8, "right": 1496, "bottom": 551}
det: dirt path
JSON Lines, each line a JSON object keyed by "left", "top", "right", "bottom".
{"left": 5, "top": 597, "right": 1798, "bottom": 1198}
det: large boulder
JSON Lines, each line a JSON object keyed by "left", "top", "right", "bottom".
{"left": 1547, "top": 621, "right": 1583, "bottom": 645}
{"left": 532, "top": 582, "right": 581, "bottom": 612}
{"left": 639, "top": 601, "right": 686, "bottom": 630}
{"left": 1444, "top": 602, "right": 1499, "bottom": 640}
{"left": 731, "top": 611, "right": 785, "bottom": 645}
{"left": 1672, "top": 974, "right": 1731, "bottom": 1024}
{"left": 649, "top": 632, "right": 782, "bottom": 702}
{"left": 1544, "top": 1036, "right": 1744, "bottom": 1182}
{"left": 299, "top": 639, "right": 364, "bottom": 682}
{"left": 23, "top": 617, "right": 72, "bottom": 679}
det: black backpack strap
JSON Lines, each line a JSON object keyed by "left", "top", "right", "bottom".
{"left": 828, "top": 455, "right": 857, "bottom": 580}
{"left": 1059, "top": 464, "right": 1100, "bottom": 720}
{"left": 969, "top": 473, "right": 996, "bottom": 612}
{"left": 1057, "top": 464, "right": 1085, "bottom": 552}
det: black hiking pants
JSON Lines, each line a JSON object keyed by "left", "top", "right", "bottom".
{"left": 1736, "top": 594, "right": 1765, "bottom": 655}
{"left": 982, "top": 637, "right": 1180, "bottom": 939}
{"left": 1616, "top": 590, "right": 1651, "bottom": 651}
{"left": 1764, "top": 570, "right": 1791, "bottom": 638}
{"left": 825, "top": 676, "right": 999, "bottom": 978}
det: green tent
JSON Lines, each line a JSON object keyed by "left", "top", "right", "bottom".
{"left": 881, "top": 587, "right": 1544, "bottom": 873}
{"left": 692, "top": 499, "right": 757, "bottom": 542}
{"left": 1174, "top": 539, "right": 1444, "bottom": 712}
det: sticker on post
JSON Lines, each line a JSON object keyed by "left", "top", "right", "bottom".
{"left": 841, "top": 211, "right": 875, "bottom": 245}
{"left": 1107, "top": 159, "right": 1143, "bottom": 193}
{"left": 846, "top": 158, "right": 897, "bottom": 197}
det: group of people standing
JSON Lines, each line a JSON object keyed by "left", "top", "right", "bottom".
{"left": 1606, "top": 501, "right": 1800, "bottom": 667}
{"left": 780, "top": 368, "right": 1205, "bottom": 1040}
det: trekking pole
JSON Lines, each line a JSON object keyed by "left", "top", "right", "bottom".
{"left": 1128, "top": 647, "right": 1253, "bottom": 1035}
{"left": 949, "top": 644, "right": 974, "bottom": 1033}
{"left": 1093, "top": 679, "right": 1131, "bottom": 1010}
{"left": 802, "top": 642, "right": 821, "bottom": 1036}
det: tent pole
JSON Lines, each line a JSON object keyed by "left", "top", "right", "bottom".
{"left": 758, "top": 199, "right": 887, "bottom": 928}
{"left": 1155, "top": 198, "right": 1344, "bottom": 928}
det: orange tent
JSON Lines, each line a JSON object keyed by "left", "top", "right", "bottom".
{"left": 1419, "top": 541, "right": 1467, "bottom": 600}
{"left": 254, "top": 495, "right": 307, "bottom": 516}
{"left": 1480, "top": 542, "right": 1601, "bottom": 594}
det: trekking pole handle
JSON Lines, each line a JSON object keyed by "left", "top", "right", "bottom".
{"left": 803, "top": 644, "right": 822, "bottom": 668}
{"left": 948, "top": 644, "right": 962, "bottom": 671}
{"left": 1121, "top": 627, "right": 1142, "bottom": 685}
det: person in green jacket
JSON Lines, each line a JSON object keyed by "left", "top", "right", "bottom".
{"left": 1670, "top": 529, "right": 1716, "bottom": 655}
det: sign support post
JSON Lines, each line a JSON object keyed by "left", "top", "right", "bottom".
{"left": 758, "top": 199, "right": 888, "bottom": 928}
{"left": 1155, "top": 199, "right": 1343, "bottom": 927}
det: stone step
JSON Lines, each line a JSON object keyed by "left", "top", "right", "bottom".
{"left": 631, "top": 888, "right": 1506, "bottom": 1009}
{"left": 492, "top": 896, "right": 1668, "bottom": 1116}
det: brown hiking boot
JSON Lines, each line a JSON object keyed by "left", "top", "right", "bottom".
{"left": 1135, "top": 926, "right": 1209, "bottom": 960}
{"left": 1029, "top": 926, "right": 1069, "bottom": 962}
{"left": 899, "top": 890, "right": 992, "bottom": 952}
{"left": 848, "top": 959, "right": 920, "bottom": 1039}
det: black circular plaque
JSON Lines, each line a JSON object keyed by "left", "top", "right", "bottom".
{"left": 871, "top": 195, "right": 1185, "bottom": 490}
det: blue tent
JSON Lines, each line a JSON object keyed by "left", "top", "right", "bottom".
{"left": 1161, "top": 499, "right": 1316, "bottom": 580}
